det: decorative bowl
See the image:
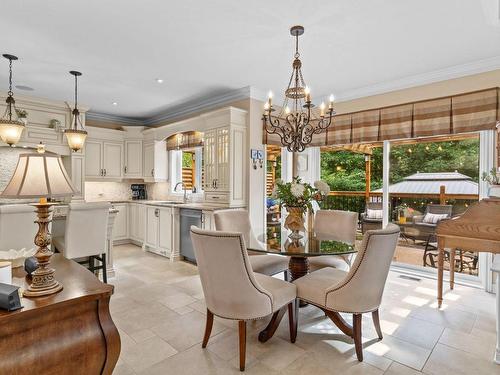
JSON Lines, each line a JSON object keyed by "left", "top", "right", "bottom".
{"left": 0, "top": 248, "right": 36, "bottom": 268}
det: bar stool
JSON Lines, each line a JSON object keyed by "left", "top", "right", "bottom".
{"left": 52, "top": 202, "right": 110, "bottom": 282}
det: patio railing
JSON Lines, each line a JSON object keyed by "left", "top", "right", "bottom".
{"left": 321, "top": 190, "right": 478, "bottom": 218}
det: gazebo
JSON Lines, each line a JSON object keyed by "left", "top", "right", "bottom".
{"left": 373, "top": 171, "right": 478, "bottom": 199}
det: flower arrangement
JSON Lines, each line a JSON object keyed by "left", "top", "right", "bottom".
{"left": 271, "top": 177, "right": 331, "bottom": 238}
{"left": 271, "top": 177, "right": 329, "bottom": 211}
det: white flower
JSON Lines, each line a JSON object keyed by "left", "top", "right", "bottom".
{"left": 290, "top": 183, "right": 305, "bottom": 198}
{"left": 314, "top": 180, "right": 331, "bottom": 195}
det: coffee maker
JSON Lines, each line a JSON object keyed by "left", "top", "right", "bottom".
{"left": 131, "top": 184, "right": 147, "bottom": 200}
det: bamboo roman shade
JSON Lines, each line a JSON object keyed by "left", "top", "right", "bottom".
{"left": 166, "top": 131, "right": 204, "bottom": 151}
{"left": 263, "top": 88, "right": 499, "bottom": 146}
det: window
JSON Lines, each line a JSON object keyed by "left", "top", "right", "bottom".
{"left": 170, "top": 147, "right": 203, "bottom": 194}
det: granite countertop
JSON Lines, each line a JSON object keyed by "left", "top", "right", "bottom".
{"left": 116, "top": 199, "right": 239, "bottom": 211}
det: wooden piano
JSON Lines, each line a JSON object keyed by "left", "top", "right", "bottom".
{"left": 436, "top": 198, "right": 500, "bottom": 308}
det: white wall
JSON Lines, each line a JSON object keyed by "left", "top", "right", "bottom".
{"left": 247, "top": 99, "right": 266, "bottom": 232}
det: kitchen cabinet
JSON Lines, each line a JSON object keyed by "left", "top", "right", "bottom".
{"left": 143, "top": 141, "right": 168, "bottom": 182}
{"left": 128, "top": 203, "right": 145, "bottom": 243}
{"left": 124, "top": 140, "right": 143, "bottom": 178}
{"left": 85, "top": 140, "right": 103, "bottom": 178}
{"left": 85, "top": 140, "right": 123, "bottom": 179}
{"left": 201, "top": 210, "right": 215, "bottom": 230}
{"left": 113, "top": 203, "right": 128, "bottom": 241}
{"left": 203, "top": 121, "right": 246, "bottom": 206}
{"left": 144, "top": 205, "right": 173, "bottom": 257}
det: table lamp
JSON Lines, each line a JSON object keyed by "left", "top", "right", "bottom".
{"left": 0, "top": 148, "right": 78, "bottom": 297}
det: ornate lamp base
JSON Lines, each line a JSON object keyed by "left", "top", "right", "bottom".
{"left": 23, "top": 203, "right": 63, "bottom": 298}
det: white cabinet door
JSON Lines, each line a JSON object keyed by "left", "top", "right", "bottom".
{"left": 113, "top": 204, "right": 128, "bottom": 241}
{"left": 128, "top": 203, "right": 137, "bottom": 240}
{"left": 137, "top": 204, "right": 146, "bottom": 242}
{"left": 103, "top": 142, "right": 123, "bottom": 178}
{"left": 124, "top": 140, "right": 143, "bottom": 178}
{"left": 143, "top": 142, "right": 155, "bottom": 179}
{"left": 158, "top": 207, "right": 172, "bottom": 253}
{"left": 203, "top": 129, "right": 216, "bottom": 191}
{"left": 216, "top": 127, "right": 229, "bottom": 191}
{"left": 85, "top": 140, "right": 103, "bottom": 178}
{"left": 145, "top": 206, "right": 158, "bottom": 248}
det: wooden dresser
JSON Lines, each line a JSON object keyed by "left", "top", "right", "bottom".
{"left": 0, "top": 254, "right": 120, "bottom": 374}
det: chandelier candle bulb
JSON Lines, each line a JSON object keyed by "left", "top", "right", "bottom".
{"left": 264, "top": 102, "right": 270, "bottom": 111}
{"left": 305, "top": 86, "right": 311, "bottom": 102}
{"left": 320, "top": 102, "right": 326, "bottom": 117}
{"left": 285, "top": 106, "right": 291, "bottom": 115}
{"left": 329, "top": 94, "right": 335, "bottom": 109}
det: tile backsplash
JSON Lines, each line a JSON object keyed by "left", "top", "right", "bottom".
{"left": 85, "top": 182, "right": 133, "bottom": 201}
{"left": 84, "top": 181, "right": 171, "bottom": 201}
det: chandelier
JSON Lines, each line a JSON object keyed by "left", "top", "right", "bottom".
{"left": 263, "top": 26, "right": 335, "bottom": 152}
{"left": 64, "top": 71, "right": 88, "bottom": 152}
{"left": 0, "top": 54, "right": 25, "bottom": 146}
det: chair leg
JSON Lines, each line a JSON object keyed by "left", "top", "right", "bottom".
{"left": 238, "top": 320, "right": 246, "bottom": 372}
{"left": 372, "top": 309, "right": 383, "bottom": 340}
{"left": 288, "top": 299, "right": 298, "bottom": 343}
{"left": 101, "top": 253, "right": 107, "bottom": 283}
{"left": 353, "top": 314, "right": 363, "bottom": 362}
{"left": 202, "top": 309, "right": 214, "bottom": 348}
{"left": 284, "top": 270, "right": 289, "bottom": 281}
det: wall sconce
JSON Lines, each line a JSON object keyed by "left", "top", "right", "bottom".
{"left": 250, "top": 149, "right": 264, "bottom": 169}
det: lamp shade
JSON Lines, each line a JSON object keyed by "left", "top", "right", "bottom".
{"left": 0, "top": 120, "right": 25, "bottom": 146}
{"left": 0, "top": 152, "right": 78, "bottom": 198}
{"left": 64, "top": 129, "right": 87, "bottom": 152}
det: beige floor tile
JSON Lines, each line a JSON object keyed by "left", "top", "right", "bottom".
{"left": 122, "top": 336, "right": 178, "bottom": 373}
{"left": 384, "top": 362, "right": 422, "bottom": 375}
{"left": 438, "top": 327, "right": 496, "bottom": 361}
{"left": 157, "top": 292, "right": 197, "bottom": 310}
{"left": 136, "top": 345, "right": 237, "bottom": 375}
{"left": 423, "top": 343, "right": 500, "bottom": 375}
{"left": 112, "top": 302, "right": 178, "bottom": 334}
{"left": 129, "top": 328, "right": 156, "bottom": 343}
{"left": 150, "top": 310, "right": 227, "bottom": 352}
{"left": 366, "top": 335, "right": 431, "bottom": 371}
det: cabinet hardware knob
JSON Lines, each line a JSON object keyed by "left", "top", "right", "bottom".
{"left": 124, "top": 166, "right": 127, "bottom": 173}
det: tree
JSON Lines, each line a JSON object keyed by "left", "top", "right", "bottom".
{"left": 320, "top": 138, "right": 479, "bottom": 191}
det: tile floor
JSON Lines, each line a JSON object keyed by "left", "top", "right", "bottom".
{"left": 110, "top": 244, "right": 499, "bottom": 374}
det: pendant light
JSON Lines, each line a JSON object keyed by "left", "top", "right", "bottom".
{"left": 0, "top": 54, "right": 25, "bottom": 146}
{"left": 64, "top": 71, "right": 87, "bottom": 152}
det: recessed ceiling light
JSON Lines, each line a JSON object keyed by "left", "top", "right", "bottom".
{"left": 15, "top": 85, "right": 34, "bottom": 91}
{"left": 112, "top": 102, "right": 118, "bottom": 106}
{"left": 156, "top": 78, "right": 164, "bottom": 84}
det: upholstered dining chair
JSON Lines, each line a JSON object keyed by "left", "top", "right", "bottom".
{"left": 294, "top": 224, "right": 400, "bottom": 362}
{"left": 308, "top": 209, "right": 358, "bottom": 272}
{"left": 190, "top": 226, "right": 297, "bottom": 371}
{"left": 214, "top": 209, "right": 289, "bottom": 278}
{"left": 0, "top": 204, "right": 39, "bottom": 251}
{"left": 52, "top": 202, "right": 110, "bottom": 282}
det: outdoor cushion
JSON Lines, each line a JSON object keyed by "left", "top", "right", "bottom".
{"left": 422, "top": 213, "right": 448, "bottom": 224}
{"left": 366, "top": 209, "right": 383, "bottom": 219}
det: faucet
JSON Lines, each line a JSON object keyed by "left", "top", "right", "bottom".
{"left": 174, "top": 182, "right": 188, "bottom": 203}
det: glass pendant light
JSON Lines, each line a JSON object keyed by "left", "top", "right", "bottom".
{"left": 0, "top": 54, "right": 25, "bottom": 146}
{"left": 64, "top": 71, "right": 87, "bottom": 152}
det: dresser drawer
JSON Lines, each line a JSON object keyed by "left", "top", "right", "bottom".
{"left": 204, "top": 192, "right": 229, "bottom": 203}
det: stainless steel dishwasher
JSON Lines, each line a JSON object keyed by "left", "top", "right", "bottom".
{"left": 180, "top": 208, "right": 202, "bottom": 264}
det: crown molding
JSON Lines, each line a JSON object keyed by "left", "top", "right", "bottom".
{"left": 85, "top": 111, "right": 144, "bottom": 126}
{"left": 334, "top": 56, "right": 500, "bottom": 102}
{"left": 143, "top": 86, "right": 253, "bottom": 126}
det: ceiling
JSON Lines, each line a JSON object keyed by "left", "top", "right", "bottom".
{"left": 1, "top": 0, "right": 500, "bottom": 121}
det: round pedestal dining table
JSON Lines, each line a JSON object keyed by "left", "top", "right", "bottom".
{"left": 248, "top": 229, "right": 357, "bottom": 281}
{"left": 247, "top": 228, "right": 358, "bottom": 343}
